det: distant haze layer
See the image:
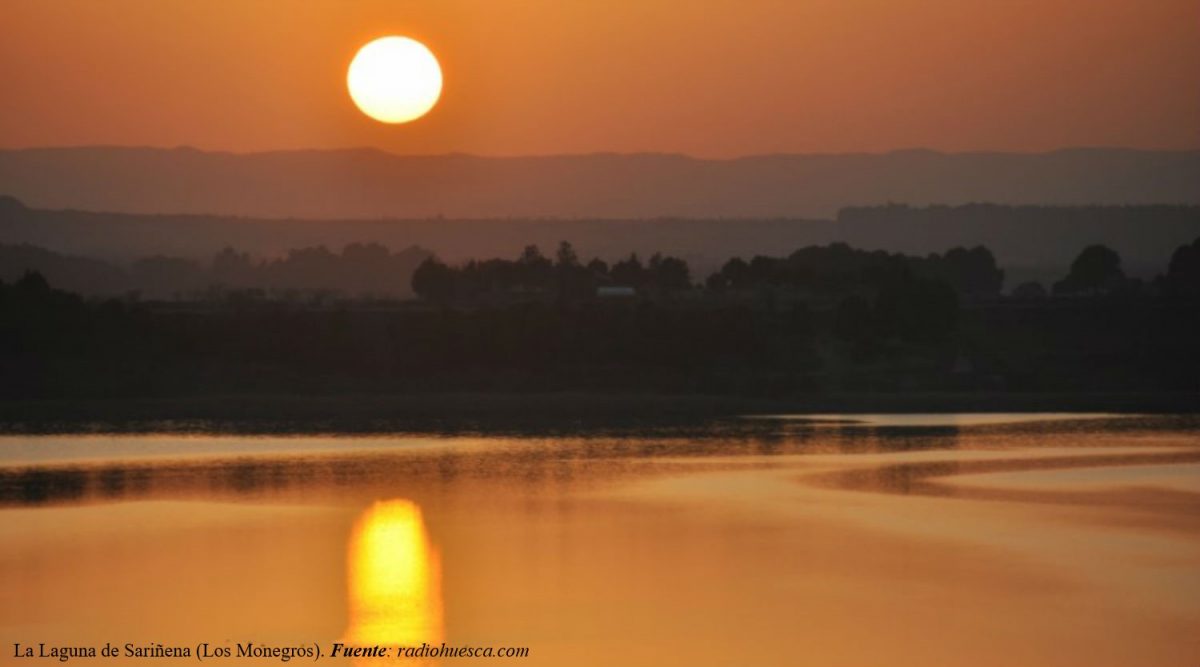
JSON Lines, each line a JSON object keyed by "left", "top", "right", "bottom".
{"left": 2, "top": 197, "right": 1197, "bottom": 289}
{"left": 1, "top": 147, "right": 1198, "bottom": 220}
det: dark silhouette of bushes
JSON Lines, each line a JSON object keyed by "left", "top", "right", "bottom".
{"left": 2, "top": 238, "right": 1198, "bottom": 400}
{"left": 703, "top": 243, "right": 1002, "bottom": 299}
{"left": 1162, "top": 237, "right": 1200, "bottom": 300}
{"left": 1053, "top": 245, "right": 1127, "bottom": 295}
{"left": 411, "top": 243, "right": 693, "bottom": 302}
{"left": 0, "top": 242, "right": 429, "bottom": 300}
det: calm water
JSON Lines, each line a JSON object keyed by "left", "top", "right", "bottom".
{"left": 2, "top": 414, "right": 1198, "bottom": 666}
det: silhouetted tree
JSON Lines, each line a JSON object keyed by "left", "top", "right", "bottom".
{"left": 647, "top": 253, "right": 691, "bottom": 291}
{"left": 516, "top": 245, "right": 553, "bottom": 288}
{"left": 924, "top": 246, "right": 1004, "bottom": 298}
{"left": 15, "top": 270, "right": 51, "bottom": 294}
{"left": 1162, "top": 237, "right": 1200, "bottom": 299}
{"left": 555, "top": 241, "right": 579, "bottom": 268}
{"left": 586, "top": 258, "right": 609, "bottom": 276}
{"left": 211, "top": 247, "right": 256, "bottom": 284}
{"left": 707, "top": 244, "right": 980, "bottom": 302}
{"left": 412, "top": 257, "right": 456, "bottom": 301}
{"left": 711, "top": 257, "right": 751, "bottom": 290}
{"left": 1054, "top": 244, "right": 1125, "bottom": 295}
{"left": 554, "top": 242, "right": 595, "bottom": 301}
{"left": 610, "top": 254, "right": 645, "bottom": 287}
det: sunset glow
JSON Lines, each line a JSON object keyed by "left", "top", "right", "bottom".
{"left": 3, "top": 0, "right": 1196, "bottom": 155}
{"left": 2, "top": 2, "right": 1199, "bottom": 667}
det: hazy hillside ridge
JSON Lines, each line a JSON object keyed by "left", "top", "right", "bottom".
{"left": 2, "top": 146, "right": 1197, "bottom": 220}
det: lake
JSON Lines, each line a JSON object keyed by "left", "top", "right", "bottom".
{"left": 2, "top": 413, "right": 1198, "bottom": 666}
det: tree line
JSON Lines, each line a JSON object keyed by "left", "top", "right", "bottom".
{"left": 0, "top": 242, "right": 429, "bottom": 300}
{"left": 2, "top": 237, "right": 1195, "bottom": 400}
{"left": 412, "top": 242, "right": 692, "bottom": 303}
{"left": 411, "top": 238, "right": 1200, "bottom": 303}
{"left": 4, "top": 235, "right": 1197, "bottom": 307}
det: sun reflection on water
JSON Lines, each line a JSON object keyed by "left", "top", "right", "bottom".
{"left": 344, "top": 500, "right": 443, "bottom": 659}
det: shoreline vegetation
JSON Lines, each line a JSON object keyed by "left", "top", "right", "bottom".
{"left": 0, "top": 392, "right": 1196, "bottom": 435}
{"left": 3, "top": 230, "right": 1197, "bottom": 423}
{"left": 4, "top": 200, "right": 1200, "bottom": 300}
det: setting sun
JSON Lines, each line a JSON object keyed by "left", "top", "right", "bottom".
{"left": 347, "top": 36, "right": 442, "bottom": 124}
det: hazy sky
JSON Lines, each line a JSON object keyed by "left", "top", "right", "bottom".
{"left": 2, "top": 0, "right": 1197, "bottom": 157}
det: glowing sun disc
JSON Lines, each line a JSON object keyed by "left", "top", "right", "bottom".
{"left": 347, "top": 36, "right": 442, "bottom": 124}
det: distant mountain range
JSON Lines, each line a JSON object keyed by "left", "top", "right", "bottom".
{"left": 1, "top": 146, "right": 1198, "bottom": 219}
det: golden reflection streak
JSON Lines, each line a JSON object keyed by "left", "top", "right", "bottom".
{"left": 344, "top": 500, "right": 443, "bottom": 662}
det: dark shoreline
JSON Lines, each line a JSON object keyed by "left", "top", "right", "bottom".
{"left": 0, "top": 392, "right": 1196, "bottom": 435}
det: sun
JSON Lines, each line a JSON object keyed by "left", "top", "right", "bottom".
{"left": 347, "top": 36, "right": 442, "bottom": 124}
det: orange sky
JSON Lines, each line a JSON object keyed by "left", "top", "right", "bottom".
{"left": 2, "top": 0, "right": 1197, "bottom": 157}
